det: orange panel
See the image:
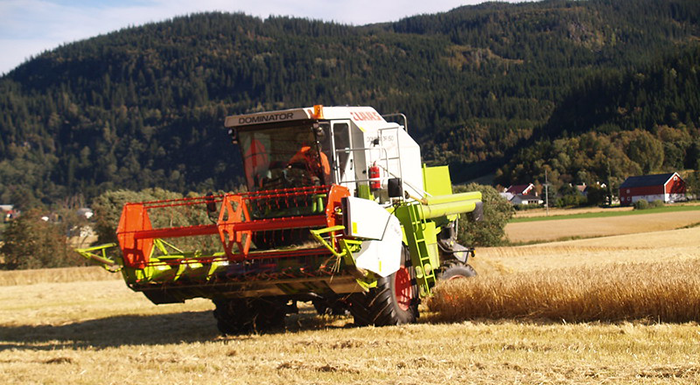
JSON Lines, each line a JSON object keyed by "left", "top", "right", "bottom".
{"left": 325, "top": 185, "right": 350, "bottom": 228}
{"left": 116, "top": 204, "right": 154, "bottom": 268}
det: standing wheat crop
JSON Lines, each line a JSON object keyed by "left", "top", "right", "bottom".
{"left": 429, "top": 260, "right": 700, "bottom": 323}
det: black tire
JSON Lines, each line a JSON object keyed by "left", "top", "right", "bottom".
{"left": 440, "top": 262, "right": 477, "bottom": 280}
{"left": 312, "top": 297, "right": 349, "bottom": 316}
{"left": 347, "top": 245, "right": 419, "bottom": 326}
{"left": 213, "top": 297, "right": 286, "bottom": 335}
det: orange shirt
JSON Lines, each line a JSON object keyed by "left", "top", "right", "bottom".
{"left": 289, "top": 145, "right": 330, "bottom": 180}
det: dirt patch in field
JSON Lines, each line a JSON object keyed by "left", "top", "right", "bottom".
{"left": 505, "top": 210, "right": 700, "bottom": 243}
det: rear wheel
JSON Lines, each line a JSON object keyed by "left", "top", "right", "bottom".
{"left": 213, "top": 297, "right": 287, "bottom": 335}
{"left": 348, "top": 245, "right": 419, "bottom": 326}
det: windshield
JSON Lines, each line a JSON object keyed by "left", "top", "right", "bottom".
{"left": 238, "top": 124, "right": 331, "bottom": 191}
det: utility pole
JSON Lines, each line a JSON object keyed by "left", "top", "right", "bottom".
{"left": 545, "top": 169, "right": 549, "bottom": 216}
{"left": 606, "top": 160, "right": 613, "bottom": 207}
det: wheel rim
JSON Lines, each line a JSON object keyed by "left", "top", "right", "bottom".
{"left": 394, "top": 266, "right": 413, "bottom": 311}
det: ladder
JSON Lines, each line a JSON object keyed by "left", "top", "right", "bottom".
{"left": 401, "top": 202, "right": 437, "bottom": 296}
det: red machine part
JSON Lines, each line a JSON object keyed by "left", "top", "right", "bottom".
{"left": 116, "top": 203, "right": 154, "bottom": 269}
{"left": 115, "top": 185, "right": 350, "bottom": 268}
{"left": 369, "top": 162, "right": 381, "bottom": 190}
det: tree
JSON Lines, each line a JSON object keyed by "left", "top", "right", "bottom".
{"left": 4, "top": 3, "right": 700, "bottom": 207}
{"left": 455, "top": 183, "right": 514, "bottom": 247}
{"left": 0, "top": 209, "right": 83, "bottom": 270}
{"left": 685, "top": 171, "right": 700, "bottom": 200}
{"left": 626, "top": 130, "right": 664, "bottom": 174}
{"left": 556, "top": 184, "right": 586, "bottom": 207}
{"left": 92, "top": 188, "right": 183, "bottom": 244}
{"left": 586, "top": 185, "right": 607, "bottom": 206}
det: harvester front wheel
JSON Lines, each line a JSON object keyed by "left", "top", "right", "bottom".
{"left": 440, "top": 261, "right": 477, "bottom": 280}
{"left": 213, "top": 297, "right": 286, "bottom": 335}
{"left": 348, "top": 246, "right": 418, "bottom": 326}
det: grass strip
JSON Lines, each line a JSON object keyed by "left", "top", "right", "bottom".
{"left": 510, "top": 204, "right": 700, "bottom": 223}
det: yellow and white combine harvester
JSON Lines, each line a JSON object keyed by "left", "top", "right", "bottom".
{"left": 78, "top": 105, "right": 483, "bottom": 333}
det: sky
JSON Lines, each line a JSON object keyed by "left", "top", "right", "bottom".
{"left": 0, "top": 0, "right": 534, "bottom": 75}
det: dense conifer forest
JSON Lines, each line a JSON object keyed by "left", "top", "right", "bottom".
{"left": 1, "top": 0, "right": 699, "bottom": 208}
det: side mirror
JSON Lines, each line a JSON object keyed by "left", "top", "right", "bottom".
{"left": 470, "top": 201, "right": 484, "bottom": 222}
{"left": 388, "top": 178, "right": 403, "bottom": 198}
{"left": 227, "top": 128, "right": 238, "bottom": 144}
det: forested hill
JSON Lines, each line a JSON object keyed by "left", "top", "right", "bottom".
{"left": 496, "top": 45, "right": 700, "bottom": 189}
{"left": 1, "top": 0, "right": 700, "bottom": 208}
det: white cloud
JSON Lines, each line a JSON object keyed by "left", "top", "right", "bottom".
{"left": 0, "top": 0, "right": 535, "bottom": 75}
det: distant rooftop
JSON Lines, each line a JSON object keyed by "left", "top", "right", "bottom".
{"left": 506, "top": 184, "right": 534, "bottom": 195}
{"left": 620, "top": 173, "right": 677, "bottom": 189}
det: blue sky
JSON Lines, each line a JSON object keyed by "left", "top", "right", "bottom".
{"left": 0, "top": 0, "right": 534, "bottom": 75}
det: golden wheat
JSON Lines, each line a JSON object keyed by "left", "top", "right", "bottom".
{"left": 429, "top": 259, "right": 700, "bottom": 323}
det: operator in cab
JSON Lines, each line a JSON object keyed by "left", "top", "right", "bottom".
{"left": 288, "top": 141, "right": 331, "bottom": 186}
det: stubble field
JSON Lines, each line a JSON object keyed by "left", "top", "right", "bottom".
{"left": 2, "top": 208, "right": 700, "bottom": 384}
{"left": 505, "top": 207, "right": 700, "bottom": 243}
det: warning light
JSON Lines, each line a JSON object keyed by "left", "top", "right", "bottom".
{"left": 312, "top": 105, "right": 324, "bottom": 119}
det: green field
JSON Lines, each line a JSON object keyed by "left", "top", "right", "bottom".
{"left": 510, "top": 204, "right": 700, "bottom": 223}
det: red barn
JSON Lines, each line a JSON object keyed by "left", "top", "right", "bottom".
{"left": 619, "top": 172, "right": 686, "bottom": 206}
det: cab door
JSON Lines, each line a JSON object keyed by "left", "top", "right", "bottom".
{"left": 327, "top": 120, "right": 354, "bottom": 191}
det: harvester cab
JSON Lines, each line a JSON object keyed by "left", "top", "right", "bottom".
{"left": 229, "top": 105, "right": 423, "bottom": 201}
{"left": 78, "top": 105, "right": 483, "bottom": 334}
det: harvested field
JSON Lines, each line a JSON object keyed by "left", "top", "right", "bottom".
{"left": 475, "top": 227, "right": 700, "bottom": 273}
{"left": 3, "top": 214, "right": 700, "bottom": 383}
{"left": 511, "top": 202, "right": 700, "bottom": 219}
{"left": 512, "top": 205, "right": 633, "bottom": 219}
{"left": 505, "top": 209, "right": 700, "bottom": 243}
{"left": 0, "top": 266, "right": 119, "bottom": 286}
{"left": 2, "top": 278, "right": 700, "bottom": 384}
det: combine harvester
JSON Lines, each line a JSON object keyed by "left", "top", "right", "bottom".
{"left": 78, "top": 105, "right": 483, "bottom": 333}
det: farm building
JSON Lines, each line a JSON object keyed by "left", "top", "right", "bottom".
{"left": 619, "top": 172, "right": 686, "bottom": 206}
{"left": 505, "top": 184, "right": 535, "bottom": 195}
{"left": 500, "top": 184, "right": 543, "bottom": 205}
{"left": 0, "top": 204, "right": 17, "bottom": 222}
{"left": 510, "top": 194, "right": 543, "bottom": 205}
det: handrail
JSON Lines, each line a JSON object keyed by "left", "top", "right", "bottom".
{"left": 381, "top": 113, "right": 408, "bottom": 133}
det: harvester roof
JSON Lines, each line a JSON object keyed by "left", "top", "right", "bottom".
{"left": 225, "top": 105, "right": 393, "bottom": 133}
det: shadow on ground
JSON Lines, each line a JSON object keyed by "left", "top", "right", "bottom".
{"left": 0, "top": 305, "right": 354, "bottom": 351}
